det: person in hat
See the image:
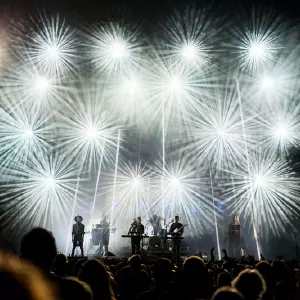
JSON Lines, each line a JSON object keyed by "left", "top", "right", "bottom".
{"left": 72, "top": 216, "right": 85, "bottom": 257}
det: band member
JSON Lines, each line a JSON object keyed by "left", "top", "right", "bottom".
{"left": 128, "top": 216, "right": 144, "bottom": 254}
{"left": 169, "top": 216, "right": 184, "bottom": 263}
{"left": 72, "top": 215, "right": 85, "bottom": 257}
{"left": 228, "top": 215, "right": 241, "bottom": 258}
{"left": 150, "top": 214, "right": 162, "bottom": 236}
{"left": 97, "top": 216, "right": 110, "bottom": 256}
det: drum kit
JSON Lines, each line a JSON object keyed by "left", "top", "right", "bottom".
{"left": 90, "top": 223, "right": 123, "bottom": 253}
{"left": 144, "top": 222, "right": 172, "bottom": 251}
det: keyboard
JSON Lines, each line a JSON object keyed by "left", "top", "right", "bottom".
{"left": 121, "top": 235, "right": 150, "bottom": 238}
{"left": 161, "top": 236, "right": 184, "bottom": 239}
{"left": 121, "top": 235, "right": 183, "bottom": 239}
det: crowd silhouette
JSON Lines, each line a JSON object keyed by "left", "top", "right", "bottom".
{"left": 1, "top": 227, "right": 299, "bottom": 300}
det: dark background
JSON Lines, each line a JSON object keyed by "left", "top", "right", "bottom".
{"left": 0, "top": 0, "right": 299, "bottom": 21}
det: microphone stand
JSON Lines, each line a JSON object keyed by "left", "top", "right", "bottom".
{"left": 163, "top": 220, "right": 173, "bottom": 249}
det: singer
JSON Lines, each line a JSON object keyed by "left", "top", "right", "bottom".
{"left": 128, "top": 217, "right": 144, "bottom": 254}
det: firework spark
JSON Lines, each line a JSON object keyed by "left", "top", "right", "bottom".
{"left": 88, "top": 22, "right": 143, "bottom": 76}
{"left": 12, "top": 14, "right": 78, "bottom": 77}
{"left": 55, "top": 80, "right": 120, "bottom": 173}
{"left": 223, "top": 150, "right": 300, "bottom": 236}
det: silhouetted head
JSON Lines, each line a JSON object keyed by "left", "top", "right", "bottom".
{"left": 128, "top": 255, "right": 142, "bottom": 272}
{"left": 232, "top": 269, "right": 266, "bottom": 300}
{"left": 211, "top": 287, "right": 245, "bottom": 300}
{"left": 60, "top": 277, "right": 92, "bottom": 300}
{"left": 74, "top": 216, "right": 83, "bottom": 223}
{"left": 255, "top": 261, "right": 276, "bottom": 289}
{"left": 21, "top": 227, "right": 57, "bottom": 272}
{"left": 137, "top": 216, "right": 141, "bottom": 223}
{"left": 78, "top": 259, "right": 115, "bottom": 300}
{"left": 183, "top": 256, "right": 207, "bottom": 279}
{"left": 0, "top": 251, "right": 55, "bottom": 300}
{"left": 153, "top": 258, "right": 173, "bottom": 286}
{"left": 183, "top": 256, "right": 208, "bottom": 297}
{"left": 217, "top": 272, "right": 232, "bottom": 288}
{"left": 174, "top": 216, "right": 179, "bottom": 223}
{"left": 53, "top": 254, "right": 67, "bottom": 276}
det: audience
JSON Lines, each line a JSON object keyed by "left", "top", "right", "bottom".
{"left": 2, "top": 226, "right": 300, "bottom": 300}
{"left": 216, "top": 272, "right": 232, "bottom": 288}
{"left": 255, "top": 261, "right": 276, "bottom": 300}
{"left": 211, "top": 287, "right": 245, "bottom": 300}
{"left": 139, "top": 258, "right": 173, "bottom": 300}
{"left": 128, "top": 255, "right": 151, "bottom": 298}
{"left": 60, "top": 277, "right": 93, "bottom": 300}
{"left": 20, "top": 227, "right": 58, "bottom": 282}
{"left": 0, "top": 251, "right": 56, "bottom": 300}
{"left": 53, "top": 253, "right": 67, "bottom": 277}
{"left": 232, "top": 269, "right": 266, "bottom": 300}
{"left": 78, "top": 258, "right": 115, "bottom": 300}
{"left": 181, "top": 255, "right": 210, "bottom": 299}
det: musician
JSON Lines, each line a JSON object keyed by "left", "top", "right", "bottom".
{"left": 97, "top": 216, "right": 110, "bottom": 256}
{"left": 228, "top": 215, "right": 241, "bottom": 258}
{"left": 169, "top": 216, "right": 184, "bottom": 263}
{"left": 128, "top": 216, "right": 144, "bottom": 254}
{"left": 150, "top": 214, "right": 162, "bottom": 236}
{"left": 72, "top": 215, "right": 85, "bottom": 257}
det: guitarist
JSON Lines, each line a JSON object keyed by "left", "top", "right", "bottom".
{"left": 169, "top": 216, "right": 184, "bottom": 264}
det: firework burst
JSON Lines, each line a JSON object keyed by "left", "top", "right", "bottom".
{"left": 223, "top": 150, "right": 300, "bottom": 236}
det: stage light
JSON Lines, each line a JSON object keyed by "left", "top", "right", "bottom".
{"left": 249, "top": 43, "right": 265, "bottom": 59}
{"left": 182, "top": 44, "right": 197, "bottom": 60}
{"left": 132, "top": 177, "right": 140, "bottom": 187}
{"left": 255, "top": 175, "right": 266, "bottom": 188}
{"left": 35, "top": 76, "right": 50, "bottom": 92}
{"left": 110, "top": 41, "right": 126, "bottom": 58}
{"left": 171, "top": 177, "right": 181, "bottom": 188}
{"left": 274, "top": 123, "right": 289, "bottom": 139}
{"left": 24, "top": 128, "right": 34, "bottom": 138}
{"left": 86, "top": 126, "right": 98, "bottom": 139}
{"left": 46, "top": 45, "right": 60, "bottom": 61}
{"left": 44, "top": 175, "right": 57, "bottom": 188}
{"left": 217, "top": 128, "right": 226, "bottom": 137}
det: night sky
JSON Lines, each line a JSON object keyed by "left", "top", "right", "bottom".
{"left": 0, "top": 0, "right": 299, "bottom": 21}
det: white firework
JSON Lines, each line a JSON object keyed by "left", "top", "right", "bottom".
{"left": 0, "top": 152, "right": 79, "bottom": 238}
{"left": 223, "top": 149, "right": 300, "bottom": 236}
{"left": 88, "top": 22, "right": 143, "bottom": 76}
{"left": 12, "top": 14, "right": 78, "bottom": 77}
{"left": 180, "top": 83, "right": 257, "bottom": 172}
{"left": 153, "top": 155, "right": 216, "bottom": 233}
{"left": 159, "top": 5, "right": 222, "bottom": 70}
{"left": 0, "top": 89, "right": 53, "bottom": 175}
{"left": 229, "top": 8, "right": 284, "bottom": 72}
{"left": 55, "top": 79, "right": 120, "bottom": 172}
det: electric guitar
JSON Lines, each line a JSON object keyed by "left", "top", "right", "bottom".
{"left": 171, "top": 224, "right": 188, "bottom": 235}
